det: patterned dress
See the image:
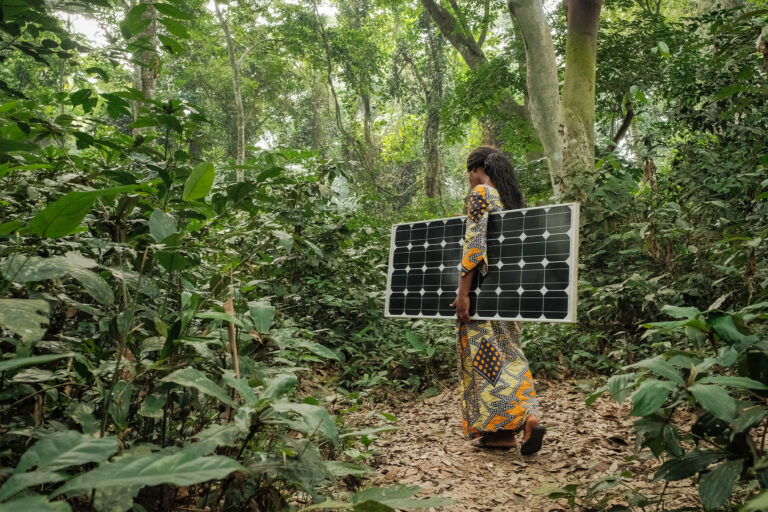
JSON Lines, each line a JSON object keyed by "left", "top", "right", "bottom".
{"left": 457, "top": 184, "right": 539, "bottom": 438}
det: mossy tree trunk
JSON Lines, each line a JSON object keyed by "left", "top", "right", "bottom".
{"left": 507, "top": 0, "right": 602, "bottom": 202}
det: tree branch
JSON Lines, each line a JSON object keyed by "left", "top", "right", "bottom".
{"left": 608, "top": 93, "right": 634, "bottom": 152}
{"left": 420, "top": 0, "right": 486, "bottom": 69}
{"left": 477, "top": 0, "right": 491, "bottom": 48}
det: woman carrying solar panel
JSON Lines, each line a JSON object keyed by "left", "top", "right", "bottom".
{"left": 450, "top": 146, "right": 545, "bottom": 454}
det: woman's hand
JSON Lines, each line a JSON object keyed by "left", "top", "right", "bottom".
{"left": 451, "top": 292, "right": 471, "bottom": 323}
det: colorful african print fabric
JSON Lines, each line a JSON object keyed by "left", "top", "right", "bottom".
{"left": 457, "top": 184, "right": 539, "bottom": 438}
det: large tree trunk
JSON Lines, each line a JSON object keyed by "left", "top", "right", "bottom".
{"left": 507, "top": 0, "right": 601, "bottom": 201}
{"left": 214, "top": 1, "right": 246, "bottom": 181}
{"left": 128, "top": 0, "right": 158, "bottom": 133}
{"left": 506, "top": 0, "right": 564, "bottom": 195}
{"left": 561, "top": 0, "right": 602, "bottom": 202}
{"left": 423, "top": 17, "right": 445, "bottom": 198}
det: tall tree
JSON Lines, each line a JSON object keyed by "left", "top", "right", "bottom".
{"left": 507, "top": 0, "right": 601, "bottom": 201}
{"left": 400, "top": 13, "right": 447, "bottom": 198}
{"left": 214, "top": 1, "right": 246, "bottom": 180}
{"left": 124, "top": 0, "right": 159, "bottom": 129}
{"left": 422, "top": 0, "right": 602, "bottom": 202}
{"left": 419, "top": 0, "right": 531, "bottom": 146}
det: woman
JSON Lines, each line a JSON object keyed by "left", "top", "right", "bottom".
{"left": 450, "top": 146, "right": 545, "bottom": 454}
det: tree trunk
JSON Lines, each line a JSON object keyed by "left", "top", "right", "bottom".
{"left": 214, "top": 1, "right": 246, "bottom": 181}
{"left": 561, "top": 0, "right": 602, "bottom": 202}
{"left": 423, "top": 18, "right": 445, "bottom": 198}
{"left": 128, "top": 0, "right": 158, "bottom": 133}
{"left": 507, "top": 0, "right": 601, "bottom": 202}
{"left": 507, "top": 0, "right": 565, "bottom": 195}
{"left": 421, "top": 0, "right": 532, "bottom": 146}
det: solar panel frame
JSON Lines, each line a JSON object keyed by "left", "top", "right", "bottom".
{"left": 384, "top": 202, "right": 580, "bottom": 323}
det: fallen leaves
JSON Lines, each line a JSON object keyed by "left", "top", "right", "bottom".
{"left": 348, "top": 380, "right": 699, "bottom": 511}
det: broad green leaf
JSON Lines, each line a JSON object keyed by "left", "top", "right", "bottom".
{"left": 699, "top": 459, "right": 742, "bottom": 510}
{"left": 743, "top": 491, "right": 768, "bottom": 512}
{"left": 708, "top": 314, "right": 747, "bottom": 344}
{"left": 662, "top": 305, "right": 701, "bottom": 319}
{"left": 149, "top": 209, "right": 177, "bottom": 242}
{"left": 631, "top": 357, "right": 684, "bottom": 385}
{"left": 734, "top": 406, "right": 767, "bottom": 433}
{"left": 184, "top": 424, "right": 243, "bottom": 455}
{"left": 0, "top": 299, "right": 51, "bottom": 342}
{"left": 0, "top": 471, "right": 68, "bottom": 501}
{"left": 122, "top": 3, "right": 148, "bottom": 36}
{"left": 293, "top": 340, "right": 339, "bottom": 361}
{"left": 0, "top": 220, "right": 24, "bottom": 235}
{"left": 154, "top": 2, "right": 193, "bottom": 20}
{"left": 161, "top": 367, "right": 236, "bottom": 407}
{"left": 630, "top": 379, "right": 675, "bottom": 416}
{"left": 54, "top": 450, "right": 242, "bottom": 496}
{"left": 300, "top": 501, "right": 353, "bottom": 511}
{"left": 273, "top": 230, "right": 293, "bottom": 252}
{"left": 654, "top": 450, "right": 719, "bottom": 481}
{"left": 0, "top": 494, "right": 72, "bottom": 512}
{"left": 0, "top": 139, "right": 38, "bottom": 152}
{"left": 248, "top": 300, "right": 275, "bottom": 332}
{"left": 25, "top": 186, "right": 137, "bottom": 238}
{"left": 1, "top": 252, "right": 96, "bottom": 282}
{"left": 304, "top": 240, "right": 324, "bottom": 258}
{"left": 182, "top": 162, "right": 214, "bottom": 201}
{"left": 658, "top": 40, "right": 671, "bottom": 58}
{"left": 196, "top": 311, "right": 244, "bottom": 328}
{"left": 261, "top": 371, "right": 297, "bottom": 401}
{"left": 698, "top": 375, "right": 768, "bottom": 390}
{"left": 158, "top": 34, "right": 185, "bottom": 55}
{"left": 138, "top": 393, "right": 166, "bottom": 419}
{"left": 156, "top": 250, "right": 191, "bottom": 271}
{"left": 186, "top": 424, "right": 241, "bottom": 456}
{"left": 70, "top": 269, "right": 114, "bottom": 305}
{"left": 352, "top": 485, "right": 457, "bottom": 509}
{"left": 0, "top": 353, "right": 73, "bottom": 372}
{"left": 16, "top": 430, "right": 117, "bottom": 473}
{"left": 93, "top": 484, "right": 141, "bottom": 512}
{"left": 607, "top": 372, "right": 638, "bottom": 403}
{"left": 109, "top": 268, "right": 160, "bottom": 298}
{"left": 222, "top": 371, "right": 257, "bottom": 406}
{"left": 85, "top": 66, "right": 109, "bottom": 82}
{"left": 158, "top": 17, "right": 188, "bottom": 38}
{"left": 266, "top": 401, "right": 338, "bottom": 446}
{"left": 325, "top": 461, "right": 376, "bottom": 477}
{"left": 689, "top": 384, "right": 737, "bottom": 422}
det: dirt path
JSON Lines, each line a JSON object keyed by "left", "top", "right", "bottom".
{"left": 360, "top": 380, "right": 698, "bottom": 511}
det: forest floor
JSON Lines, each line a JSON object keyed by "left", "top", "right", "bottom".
{"left": 356, "top": 380, "right": 699, "bottom": 512}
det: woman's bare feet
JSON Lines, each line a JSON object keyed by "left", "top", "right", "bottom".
{"left": 471, "top": 430, "right": 517, "bottom": 449}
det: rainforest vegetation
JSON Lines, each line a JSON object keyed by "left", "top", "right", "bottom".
{"left": 0, "top": 0, "right": 767, "bottom": 510}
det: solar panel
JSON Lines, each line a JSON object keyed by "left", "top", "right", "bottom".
{"left": 384, "top": 203, "right": 579, "bottom": 322}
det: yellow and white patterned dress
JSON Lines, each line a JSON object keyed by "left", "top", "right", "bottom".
{"left": 457, "top": 184, "right": 538, "bottom": 438}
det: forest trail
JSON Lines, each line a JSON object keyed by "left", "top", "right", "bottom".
{"left": 361, "top": 381, "right": 699, "bottom": 511}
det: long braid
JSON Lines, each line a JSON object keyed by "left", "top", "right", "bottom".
{"left": 466, "top": 146, "right": 526, "bottom": 210}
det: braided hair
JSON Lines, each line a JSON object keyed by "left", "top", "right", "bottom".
{"left": 466, "top": 146, "right": 525, "bottom": 210}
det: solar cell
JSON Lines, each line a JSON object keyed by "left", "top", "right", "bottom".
{"left": 385, "top": 203, "right": 579, "bottom": 322}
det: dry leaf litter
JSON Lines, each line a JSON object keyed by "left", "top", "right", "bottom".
{"left": 351, "top": 380, "right": 699, "bottom": 512}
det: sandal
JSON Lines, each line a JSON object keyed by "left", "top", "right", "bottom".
{"left": 520, "top": 425, "right": 546, "bottom": 455}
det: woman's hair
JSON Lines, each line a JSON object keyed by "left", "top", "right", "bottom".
{"left": 466, "top": 146, "right": 525, "bottom": 210}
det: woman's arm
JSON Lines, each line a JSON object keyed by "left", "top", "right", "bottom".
{"left": 451, "top": 185, "right": 490, "bottom": 323}
{"left": 451, "top": 269, "right": 475, "bottom": 323}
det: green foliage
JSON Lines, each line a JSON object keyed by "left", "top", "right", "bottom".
{"left": 0, "top": 6, "right": 454, "bottom": 508}
{"left": 596, "top": 303, "right": 768, "bottom": 510}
